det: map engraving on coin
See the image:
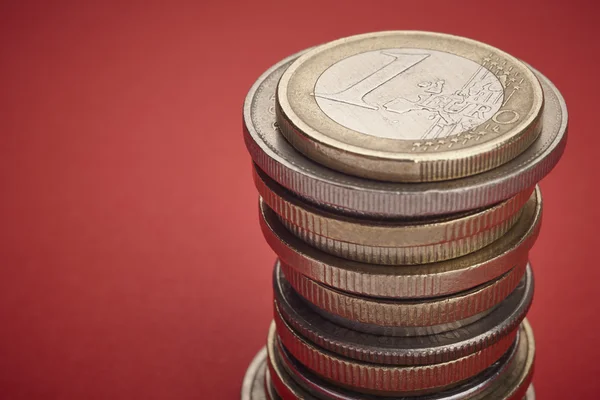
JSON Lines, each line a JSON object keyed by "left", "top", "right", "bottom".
{"left": 315, "top": 48, "right": 505, "bottom": 141}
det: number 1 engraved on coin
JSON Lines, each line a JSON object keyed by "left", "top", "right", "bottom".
{"left": 314, "top": 50, "right": 429, "bottom": 110}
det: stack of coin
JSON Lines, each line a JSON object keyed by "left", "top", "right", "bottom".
{"left": 241, "top": 31, "right": 567, "bottom": 400}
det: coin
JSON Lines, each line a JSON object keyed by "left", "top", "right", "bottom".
{"left": 270, "top": 328, "right": 520, "bottom": 400}
{"left": 260, "top": 187, "right": 541, "bottom": 299}
{"left": 274, "top": 260, "right": 533, "bottom": 365}
{"left": 241, "top": 347, "right": 268, "bottom": 400}
{"left": 267, "top": 320, "right": 533, "bottom": 400}
{"left": 470, "top": 320, "right": 535, "bottom": 399}
{"left": 243, "top": 53, "right": 567, "bottom": 216}
{"left": 271, "top": 315, "right": 519, "bottom": 396}
{"left": 255, "top": 165, "right": 532, "bottom": 265}
{"left": 264, "top": 371, "right": 280, "bottom": 400}
{"left": 276, "top": 32, "right": 544, "bottom": 182}
{"left": 279, "top": 261, "right": 525, "bottom": 332}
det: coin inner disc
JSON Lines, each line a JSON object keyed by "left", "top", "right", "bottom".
{"left": 314, "top": 48, "right": 504, "bottom": 140}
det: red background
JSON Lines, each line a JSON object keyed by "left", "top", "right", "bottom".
{"left": 1, "top": 1, "right": 598, "bottom": 399}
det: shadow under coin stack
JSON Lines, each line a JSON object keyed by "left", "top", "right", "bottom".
{"left": 241, "top": 31, "right": 567, "bottom": 400}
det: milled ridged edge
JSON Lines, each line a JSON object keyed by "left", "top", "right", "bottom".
{"left": 247, "top": 125, "right": 564, "bottom": 216}
{"left": 267, "top": 361, "right": 298, "bottom": 400}
{"left": 275, "top": 301, "right": 521, "bottom": 366}
{"left": 255, "top": 163, "right": 532, "bottom": 246}
{"left": 274, "top": 312, "right": 517, "bottom": 393}
{"left": 275, "top": 94, "right": 542, "bottom": 183}
{"left": 417, "top": 117, "right": 542, "bottom": 182}
{"left": 472, "top": 320, "right": 535, "bottom": 400}
{"left": 281, "top": 262, "right": 525, "bottom": 327}
{"left": 274, "top": 266, "right": 533, "bottom": 365}
{"left": 259, "top": 189, "right": 541, "bottom": 298}
{"left": 243, "top": 64, "right": 566, "bottom": 216}
{"left": 280, "top": 210, "right": 520, "bottom": 265}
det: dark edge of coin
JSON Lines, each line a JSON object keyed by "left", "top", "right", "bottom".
{"left": 273, "top": 260, "right": 534, "bottom": 365}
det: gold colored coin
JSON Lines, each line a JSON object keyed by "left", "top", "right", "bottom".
{"left": 279, "top": 261, "right": 525, "bottom": 330}
{"left": 471, "top": 320, "right": 535, "bottom": 400}
{"left": 272, "top": 315, "right": 516, "bottom": 395}
{"left": 266, "top": 320, "right": 534, "bottom": 399}
{"left": 255, "top": 165, "right": 532, "bottom": 265}
{"left": 259, "top": 187, "right": 542, "bottom": 299}
{"left": 276, "top": 31, "right": 544, "bottom": 182}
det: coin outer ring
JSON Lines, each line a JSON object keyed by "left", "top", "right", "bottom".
{"left": 263, "top": 371, "right": 278, "bottom": 400}
{"left": 241, "top": 347, "right": 268, "bottom": 400}
{"left": 255, "top": 165, "right": 532, "bottom": 265}
{"left": 270, "top": 326, "right": 521, "bottom": 400}
{"left": 260, "top": 187, "right": 542, "bottom": 299}
{"left": 471, "top": 319, "right": 535, "bottom": 400}
{"left": 272, "top": 313, "right": 516, "bottom": 395}
{"left": 266, "top": 321, "right": 534, "bottom": 400}
{"left": 274, "top": 261, "right": 533, "bottom": 366}
{"left": 275, "top": 31, "right": 544, "bottom": 182}
{"left": 243, "top": 51, "right": 567, "bottom": 216}
{"left": 266, "top": 334, "right": 308, "bottom": 400}
{"left": 279, "top": 260, "right": 526, "bottom": 328}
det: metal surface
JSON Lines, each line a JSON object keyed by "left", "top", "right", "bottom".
{"left": 274, "top": 261, "right": 533, "bottom": 365}
{"left": 267, "top": 320, "right": 533, "bottom": 400}
{"left": 524, "top": 385, "right": 535, "bottom": 400}
{"left": 241, "top": 347, "right": 268, "bottom": 400}
{"left": 242, "top": 31, "right": 551, "bottom": 400}
{"left": 270, "top": 331, "right": 520, "bottom": 400}
{"left": 260, "top": 187, "right": 541, "bottom": 299}
{"left": 264, "top": 371, "right": 280, "bottom": 400}
{"left": 255, "top": 165, "right": 531, "bottom": 265}
{"left": 243, "top": 53, "right": 567, "bottom": 216}
{"left": 269, "top": 318, "right": 521, "bottom": 396}
{"left": 276, "top": 32, "right": 543, "bottom": 182}
{"left": 470, "top": 320, "right": 535, "bottom": 399}
{"left": 278, "top": 260, "right": 525, "bottom": 330}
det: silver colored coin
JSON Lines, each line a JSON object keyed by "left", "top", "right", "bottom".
{"left": 273, "top": 260, "right": 533, "bottom": 365}
{"left": 524, "top": 385, "right": 535, "bottom": 400}
{"left": 303, "top": 301, "right": 495, "bottom": 337}
{"left": 243, "top": 53, "right": 567, "bottom": 217}
{"left": 271, "top": 331, "right": 520, "bottom": 400}
{"left": 470, "top": 320, "right": 535, "bottom": 399}
{"left": 276, "top": 32, "right": 543, "bottom": 182}
{"left": 255, "top": 165, "right": 531, "bottom": 265}
{"left": 260, "top": 188, "right": 541, "bottom": 299}
{"left": 268, "top": 320, "right": 533, "bottom": 399}
{"left": 241, "top": 347, "right": 268, "bottom": 400}
{"left": 278, "top": 261, "right": 526, "bottom": 337}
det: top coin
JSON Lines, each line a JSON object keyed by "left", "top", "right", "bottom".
{"left": 276, "top": 31, "right": 544, "bottom": 182}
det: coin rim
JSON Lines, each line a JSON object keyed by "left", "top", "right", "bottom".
{"left": 470, "top": 319, "right": 535, "bottom": 399}
{"left": 255, "top": 165, "right": 532, "bottom": 265}
{"left": 276, "top": 31, "right": 544, "bottom": 182}
{"left": 243, "top": 52, "right": 567, "bottom": 216}
{"left": 241, "top": 347, "right": 268, "bottom": 400}
{"left": 270, "top": 328, "right": 522, "bottom": 400}
{"left": 279, "top": 261, "right": 526, "bottom": 328}
{"left": 274, "top": 261, "right": 533, "bottom": 365}
{"left": 260, "top": 187, "right": 542, "bottom": 298}
{"left": 272, "top": 312, "right": 517, "bottom": 394}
